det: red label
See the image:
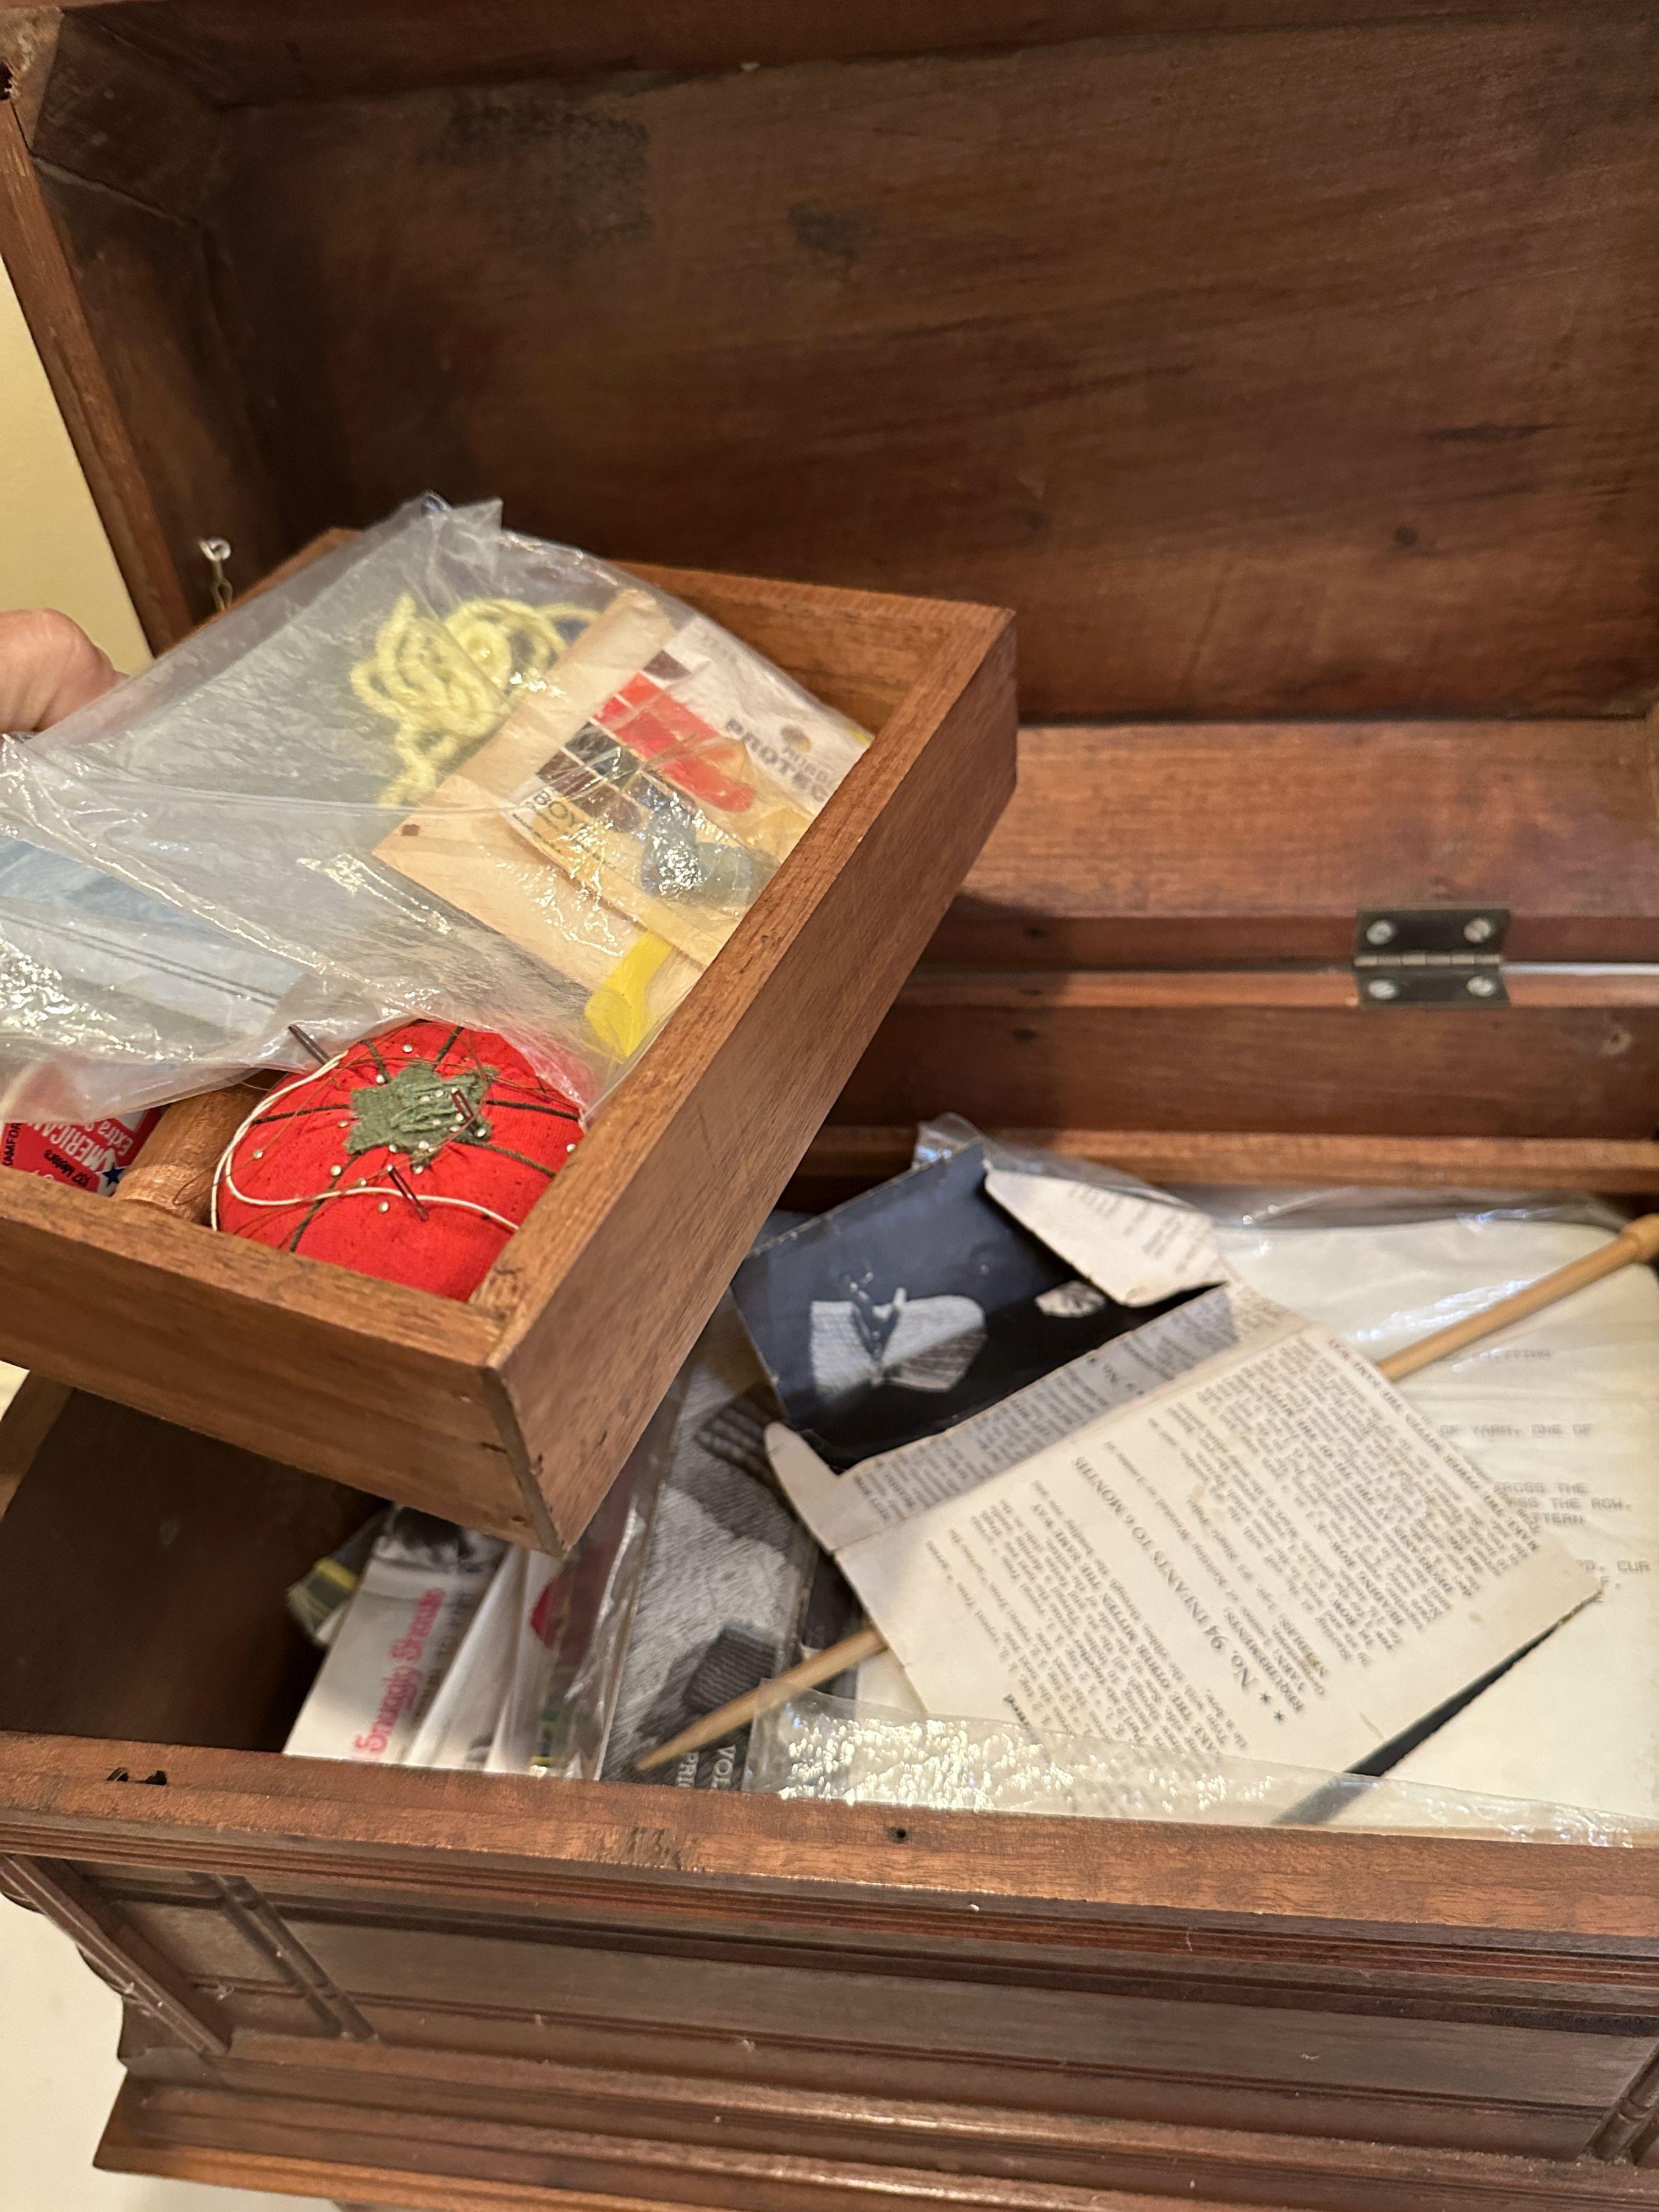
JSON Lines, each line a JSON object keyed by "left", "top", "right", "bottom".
{"left": 595, "top": 666, "right": 758, "bottom": 814}
{"left": 0, "top": 1110, "right": 160, "bottom": 1195}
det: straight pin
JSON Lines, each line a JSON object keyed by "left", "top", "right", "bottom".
{"left": 388, "top": 1164, "right": 428, "bottom": 1221}
{"left": 288, "top": 1024, "right": 330, "bottom": 1067}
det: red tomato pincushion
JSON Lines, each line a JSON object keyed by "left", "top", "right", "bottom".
{"left": 214, "top": 1019, "right": 585, "bottom": 1299}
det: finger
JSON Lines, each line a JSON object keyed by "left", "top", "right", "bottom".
{"left": 0, "top": 608, "right": 121, "bottom": 732}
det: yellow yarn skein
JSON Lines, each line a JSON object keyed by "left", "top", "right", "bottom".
{"left": 353, "top": 593, "right": 597, "bottom": 808}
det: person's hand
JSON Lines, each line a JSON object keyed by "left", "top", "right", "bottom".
{"left": 0, "top": 608, "right": 121, "bottom": 732}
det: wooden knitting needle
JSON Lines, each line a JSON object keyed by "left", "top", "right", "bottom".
{"left": 633, "top": 1214, "right": 1659, "bottom": 1775}
{"left": 633, "top": 1625, "right": 887, "bottom": 1773}
{"left": 113, "top": 1030, "right": 334, "bottom": 1222}
{"left": 1375, "top": 1211, "right": 1659, "bottom": 1381}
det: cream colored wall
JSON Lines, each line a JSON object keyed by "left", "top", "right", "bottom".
{"left": 0, "top": 255, "right": 149, "bottom": 669}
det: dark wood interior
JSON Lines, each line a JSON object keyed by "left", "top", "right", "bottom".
{"left": 12, "top": 0, "right": 1659, "bottom": 1164}
{"left": 815, "top": 713, "right": 1659, "bottom": 1154}
{"left": 0, "top": 1390, "right": 372, "bottom": 1751}
{"left": 933, "top": 724, "right": 1659, "bottom": 969}
{"left": 7, "top": 3, "right": 1659, "bottom": 718}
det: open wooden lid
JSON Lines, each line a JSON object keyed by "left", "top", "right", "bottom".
{"left": 4, "top": 4, "right": 1656, "bottom": 731}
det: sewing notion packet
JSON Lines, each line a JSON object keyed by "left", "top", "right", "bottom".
{"left": 0, "top": 498, "right": 870, "bottom": 1122}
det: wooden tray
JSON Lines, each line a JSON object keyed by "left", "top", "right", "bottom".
{"left": 0, "top": 560, "right": 1015, "bottom": 1551}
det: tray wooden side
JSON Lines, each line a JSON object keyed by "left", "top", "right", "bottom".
{"left": 477, "top": 569, "right": 1016, "bottom": 1549}
{"left": 0, "top": 1177, "right": 523, "bottom": 1528}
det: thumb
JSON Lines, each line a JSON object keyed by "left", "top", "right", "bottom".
{"left": 0, "top": 608, "right": 122, "bottom": 733}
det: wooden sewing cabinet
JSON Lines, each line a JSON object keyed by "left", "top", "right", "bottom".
{"left": 4, "top": 3, "right": 1659, "bottom": 2208}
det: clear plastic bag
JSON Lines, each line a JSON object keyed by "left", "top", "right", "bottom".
{"left": 487, "top": 1384, "right": 678, "bottom": 1780}
{"left": 915, "top": 1112, "right": 1627, "bottom": 1245}
{"left": 745, "top": 1691, "right": 1657, "bottom": 1844}
{"left": 602, "top": 1295, "right": 858, "bottom": 1790}
{"left": 284, "top": 1512, "right": 508, "bottom": 1765}
{"left": 0, "top": 836, "right": 314, "bottom": 1120}
{"left": 915, "top": 1115, "right": 1640, "bottom": 1375}
{"left": 285, "top": 1391, "right": 677, "bottom": 1779}
{"left": 0, "top": 498, "right": 869, "bottom": 1122}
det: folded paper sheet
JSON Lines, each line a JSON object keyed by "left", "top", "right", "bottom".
{"left": 769, "top": 1284, "right": 1263, "bottom": 1554}
{"left": 773, "top": 1286, "right": 1599, "bottom": 1774}
{"left": 984, "top": 1167, "right": 1228, "bottom": 1306}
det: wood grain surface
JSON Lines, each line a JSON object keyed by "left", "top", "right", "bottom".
{"left": 6, "top": 1710, "right": 1659, "bottom": 1944}
{"left": 828, "top": 713, "right": 1659, "bottom": 1145}
{"left": 90, "top": 2071, "right": 1659, "bottom": 2211}
{"left": 21, "top": 15, "right": 292, "bottom": 632}
{"left": 0, "top": 1167, "right": 529, "bottom": 1536}
{"left": 0, "top": 1857, "right": 234, "bottom": 2057}
{"left": 933, "top": 724, "right": 1659, "bottom": 967}
{"left": 833, "top": 984, "right": 1659, "bottom": 1140}
{"left": 13, "top": 8, "right": 1659, "bottom": 711}
{"left": 0, "top": 1392, "right": 371, "bottom": 1749}
{"left": 42, "top": 1, "right": 1617, "bottom": 103}
{"left": 799, "top": 1127, "right": 1659, "bottom": 1195}
{"left": 190, "top": 9, "right": 1659, "bottom": 719}
{"left": 2, "top": 1685, "right": 1659, "bottom": 2209}
{"left": 0, "top": 1372, "right": 69, "bottom": 1520}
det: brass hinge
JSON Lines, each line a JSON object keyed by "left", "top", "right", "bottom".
{"left": 1354, "top": 906, "right": 1509, "bottom": 1007}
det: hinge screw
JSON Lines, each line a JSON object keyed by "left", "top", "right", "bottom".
{"left": 1463, "top": 916, "right": 1496, "bottom": 944}
{"left": 1466, "top": 973, "right": 1499, "bottom": 998}
{"left": 1365, "top": 919, "right": 1396, "bottom": 946}
{"left": 1367, "top": 978, "right": 1399, "bottom": 1001}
